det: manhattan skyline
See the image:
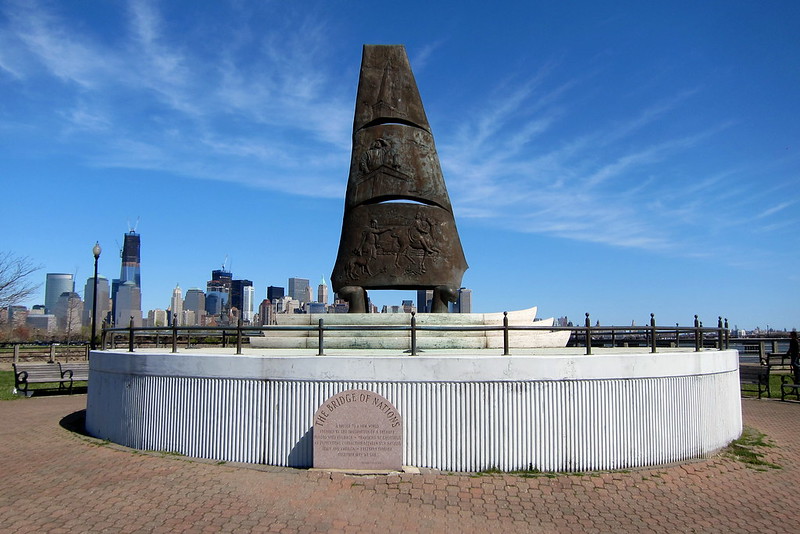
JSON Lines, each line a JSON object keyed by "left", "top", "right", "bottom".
{"left": 1, "top": 1, "right": 798, "bottom": 330}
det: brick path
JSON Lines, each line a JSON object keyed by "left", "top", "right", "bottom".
{"left": 0, "top": 396, "right": 798, "bottom": 533}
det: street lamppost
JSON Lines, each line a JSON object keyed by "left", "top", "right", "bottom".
{"left": 91, "top": 242, "right": 102, "bottom": 350}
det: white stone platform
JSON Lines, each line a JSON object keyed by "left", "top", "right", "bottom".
{"left": 86, "top": 347, "right": 742, "bottom": 472}
{"left": 249, "top": 307, "right": 571, "bottom": 349}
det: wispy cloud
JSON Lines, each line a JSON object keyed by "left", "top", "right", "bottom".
{"left": 0, "top": 0, "right": 353, "bottom": 195}
{"left": 411, "top": 40, "right": 446, "bottom": 71}
{"left": 7, "top": 5, "right": 110, "bottom": 87}
{"left": 437, "top": 68, "right": 744, "bottom": 256}
{"left": 755, "top": 201, "right": 794, "bottom": 220}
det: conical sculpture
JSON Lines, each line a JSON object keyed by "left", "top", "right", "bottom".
{"left": 331, "top": 45, "right": 468, "bottom": 313}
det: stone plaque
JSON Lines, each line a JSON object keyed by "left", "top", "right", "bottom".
{"left": 313, "top": 389, "right": 402, "bottom": 470}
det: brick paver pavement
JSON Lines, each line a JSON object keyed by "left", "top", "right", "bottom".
{"left": 0, "top": 395, "right": 798, "bottom": 533}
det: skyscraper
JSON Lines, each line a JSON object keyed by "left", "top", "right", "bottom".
{"left": 267, "top": 286, "right": 285, "bottom": 314}
{"left": 304, "top": 285, "right": 314, "bottom": 304}
{"left": 112, "top": 230, "right": 142, "bottom": 325}
{"left": 267, "top": 286, "right": 284, "bottom": 302}
{"left": 288, "top": 278, "right": 310, "bottom": 304}
{"left": 183, "top": 288, "right": 205, "bottom": 325}
{"left": 318, "top": 277, "right": 329, "bottom": 305}
{"left": 147, "top": 309, "right": 168, "bottom": 327}
{"left": 115, "top": 281, "right": 142, "bottom": 327}
{"left": 83, "top": 275, "right": 110, "bottom": 328}
{"left": 7, "top": 306, "right": 28, "bottom": 327}
{"left": 416, "top": 289, "right": 433, "bottom": 314}
{"left": 170, "top": 285, "right": 183, "bottom": 325}
{"left": 54, "top": 291, "right": 83, "bottom": 331}
{"left": 258, "top": 299, "right": 272, "bottom": 326}
{"left": 45, "top": 273, "right": 74, "bottom": 314}
{"left": 230, "top": 279, "right": 254, "bottom": 323}
{"left": 206, "top": 268, "right": 232, "bottom": 316}
{"left": 242, "top": 284, "right": 254, "bottom": 322}
{"left": 205, "top": 293, "right": 223, "bottom": 316}
{"left": 120, "top": 231, "right": 141, "bottom": 288}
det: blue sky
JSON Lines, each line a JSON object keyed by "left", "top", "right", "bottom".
{"left": 1, "top": 0, "right": 798, "bottom": 330}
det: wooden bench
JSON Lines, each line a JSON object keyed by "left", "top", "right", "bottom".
{"left": 13, "top": 363, "right": 68, "bottom": 396}
{"left": 762, "top": 353, "right": 793, "bottom": 374}
{"left": 58, "top": 361, "right": 90, "bottom": 382}
{"left": 739, "top": 364, "right": 769, "bottom": 399}
{"left": 780, "top": 374, "right": 800, "bottom": 401}
{"left": 13, "top": 361, "right": 89, "bottom": 396}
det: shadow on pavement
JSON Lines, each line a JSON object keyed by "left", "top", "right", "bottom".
{"left": 60, "top": 409, "right": 89, "bottom": 436}
{"left": 22, "top": 386, "right": 88, "bottom": 398}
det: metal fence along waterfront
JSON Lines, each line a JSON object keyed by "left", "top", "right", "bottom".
{"left": 100, "top": 312, "right": 735, "bottom": 356}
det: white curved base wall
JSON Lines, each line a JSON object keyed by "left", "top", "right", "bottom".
{"left": 86, "top": 349, "right": 742, "bottom": 472}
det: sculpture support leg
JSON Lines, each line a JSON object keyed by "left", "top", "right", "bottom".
{"left": 340, "top": 286, "right": 368, "bottom": 313}
{"left": 431, "top": 286, "right": 458, "bottom": 313}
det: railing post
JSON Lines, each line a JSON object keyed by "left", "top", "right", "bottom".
{"left": 318, "top": 318, "right": 325, "bottom": 356}
{"left": 694, "top": 315, "right": 700, "bottom": 352}
{"left": 128, "top": 316, "right": 135, "bottom": 352}
{"left": 410, "top": 312, "right": 417, "bottom": 356}
{"left": 585, "top": 313, "right": 592, "bottom": 355}
{"left": 49, "top": 343, "right": 55, "bottom": 363}
{"left": 13, "top": 344, "right": 19, "bottom": 364}
{"left": 222, "top": 330, "right": 227, "bottom": 348}
{"left": 611, "top": 328, "right": 616, "bottom": 348}
{"left": 172, "top": 315, "right": 178, "bottom": 354}
{"left": 101, "top": 320, "right": 107, "bottom": 349}
{"left": 724, "top": 318, "right": 730, "bottom": 349}
{"left": 236, "top": 316, "right": 243, "bottom": 355}
{"left": 717, "top": 316, "right": 724, "bottom": 350}
{"left": 650, "top": 313, "right": 657, "bottom": 353}
{"left": 503, "top": 311, "right": 510, "bottom": 356}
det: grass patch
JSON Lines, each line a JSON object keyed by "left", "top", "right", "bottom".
{"left": 159, "top": 450, "right": 184, "bottom": 457}
{"left": 724, "top": 427, "right": 780, "bottom": 470}
{"left": 0, "top": 371, "right": 21, "bottom": 401}
{"left": 475, "top": 467, "right": 505, "bottom": 476}
{"left": 741, "top": 372, "right": 791, "bottom": 398}
{"left": 475, "top": 466, "right": 551, "bottom": 478}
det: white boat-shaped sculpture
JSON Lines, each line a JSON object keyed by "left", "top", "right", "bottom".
{"left": 248, "top": 306, "right": 570, "bottom": 350}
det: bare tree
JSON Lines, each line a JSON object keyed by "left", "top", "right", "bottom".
{"left": 62, "top": 294, "right": 84, "bottom": 345}
{"left": 0, "top": 252, "right": 41, "bottom": 308}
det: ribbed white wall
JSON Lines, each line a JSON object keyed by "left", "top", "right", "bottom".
{"left": 86, "top": 352, "right": 742, "bottom": 472}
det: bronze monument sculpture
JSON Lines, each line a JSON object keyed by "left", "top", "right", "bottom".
{"left": 331, "top": 45, "right": 468, "bottom": 312}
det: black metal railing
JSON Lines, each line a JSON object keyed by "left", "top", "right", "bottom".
{"left": 727, "top": 337, "right": 791, "bottom": 363}
{"left": 99, "top": 313, "right": 731, "bottom": 357}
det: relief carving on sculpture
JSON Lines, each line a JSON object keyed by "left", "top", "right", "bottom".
{"left": 347, "top": 211, "right": 442, "bottom": 282}
{"left": 332, "top": 45, "right": 467, "bottom": 313}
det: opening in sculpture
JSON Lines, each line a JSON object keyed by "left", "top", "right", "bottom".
{"left": 331, "top": 45, "right": 468, "bottom": 313}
